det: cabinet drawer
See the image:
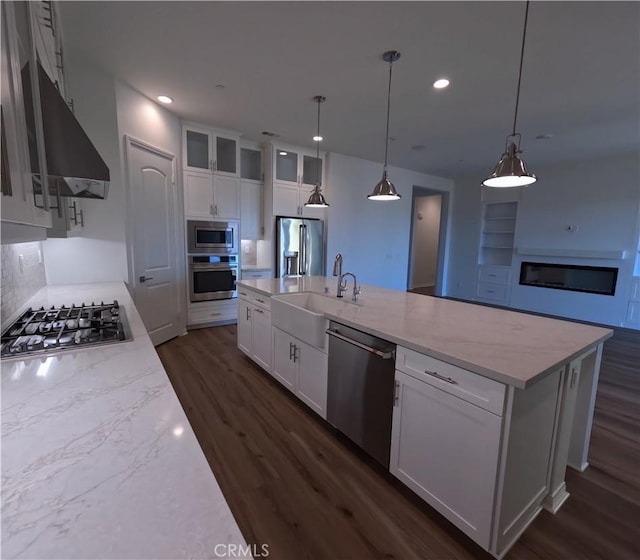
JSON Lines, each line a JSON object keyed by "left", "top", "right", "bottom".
{"left": 477, "top": 282, "right": 509, "bottom": 302}
{"left": 188, "top": 300, "right": 238, "bottom": 325}
{"left": 237, "top": 287, "right": 254, "bottom": 301}
{"left": 251, "top": 292, "right": 271, "bottom": 310}
{"left": 395, "top": 347, "right": 505, "bottom": 415}
{"left": 241, "top": 269, "right": 272, "bottom": 280}
{"left": 478, "top": 266, "right": 511, "bottom": 285}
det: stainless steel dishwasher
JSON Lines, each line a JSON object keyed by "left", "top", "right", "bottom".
{"left": 326, "top": 321, "right": 396, "bottom": 468}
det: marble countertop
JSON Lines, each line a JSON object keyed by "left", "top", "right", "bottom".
{"left": 238, "top": 276, "right": 613, "bottom": 388}
{"left": 1, "top": 282, "right": 248, "bottom": 559}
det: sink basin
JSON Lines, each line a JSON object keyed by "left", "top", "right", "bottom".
{"left": 271, "top": 292, "right": 358, "bottom": 349}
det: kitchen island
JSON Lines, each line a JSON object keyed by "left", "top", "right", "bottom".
{"left": 237, "top": 275, "right": 612, "bottom": 558}
{"left": 1, "top": 282, "right": 248, "bottom": 559}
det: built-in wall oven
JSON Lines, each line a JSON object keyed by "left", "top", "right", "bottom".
{"left": 187, "top": 220, "right": 238, "bottom": 254}
{"left": 188, "top": 254, "right": 238, "bottom": 302}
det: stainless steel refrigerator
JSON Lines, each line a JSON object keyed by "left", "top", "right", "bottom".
{"left": 275, "top": 217, "right": 324, "bottom": 277}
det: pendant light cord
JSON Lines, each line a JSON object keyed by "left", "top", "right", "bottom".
{"left": 512, "top": 0, "right": 530, "bottom": 137}
{"left": 383, "top": 59, "right": 393, "bottom": 170}
{"left": 316, "top": 98, "right": 321, "bottom": 185}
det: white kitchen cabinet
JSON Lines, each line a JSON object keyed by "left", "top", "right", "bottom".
{"left": 272, "top": 326, "right": 297, "bottom": 392}
{"left": 184, "top": 170, "right": 240, "bottom": 220}
{"left": 183, "top": 123, "right": 240, "bottom": 177}
{"left": 1, "top": 1, "right": 52, "bottom": 230}
{"left": 237, "top": 289, "right": 272, "bottom": 373}
{"left": 240, "top": 145, "right": 263, "bottom": 183}
{"left": 187, "top": 299, "right": 238, "bottom": 327}
{"left": 270, "top": 142, "right": 326, "bottom": 219}
{"left": 271, "top": 326, "right": 327, "bottom": 418}
{"left": 390, "top": 369, "right": 502, "bottom": 549}
{"left": 240, "top": 180, "right": 262, "bottom": 239}
{"left": 237, "top": 298, "right": 252, "bottom": 355}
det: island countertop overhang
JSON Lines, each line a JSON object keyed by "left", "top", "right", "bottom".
{"left": 238, "top": 276, "right": 613, "bottom": 389}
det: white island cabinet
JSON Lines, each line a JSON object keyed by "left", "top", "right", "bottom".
{"left": 235, "top": 276, "right": 612, "bottom": 559}
{"left": 238, "top": 288, "right": 271, "bottom": 372}
{"left": 272, "top": 326, "right": 327, "bottom": 417}
{"left": 391, "top": 350, "right": 505, "bottom": 549}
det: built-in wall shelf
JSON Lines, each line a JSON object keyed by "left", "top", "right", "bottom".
{"left": 479, "top": 202, "right": 518, "bottom": 267}
{"left": 517, "top": 248, "right": 626, "bottom": 260}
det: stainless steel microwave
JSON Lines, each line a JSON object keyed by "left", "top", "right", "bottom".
{"left": 187, "top": 220, "right": 238, "bottom": 254}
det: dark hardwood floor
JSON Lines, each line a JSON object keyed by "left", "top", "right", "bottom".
{"left": 156, "top": 326, "right": 640, "bottom": 560}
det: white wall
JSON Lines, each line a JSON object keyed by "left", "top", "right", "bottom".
{"left": 410, "top": 194, "right": 442, "bottom": 288}
{"left": 447, "top": 151, "right": 640, "bottom": 327}
{"left": 42, "top": 53, "right": 181, "bottom": 287}
{"left": 325, "top": 153, "right": 453, "bottom": 291}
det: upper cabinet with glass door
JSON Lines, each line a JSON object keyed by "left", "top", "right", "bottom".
{"left": 183, "top": 122, "right": 241, "bottom": 177}
{"left": 240, "top": 142, "right": 263, "bottom": 183}
{"left": 273, "top": 143, "right": 324, "bottom": 189}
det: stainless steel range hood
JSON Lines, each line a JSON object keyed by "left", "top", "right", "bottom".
{"left": 22, "top": 61, "right": 110, "bottom": 199}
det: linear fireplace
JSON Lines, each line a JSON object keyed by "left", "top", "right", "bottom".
{"left": 519, "top": 262, "right": 618, "bottom": 296}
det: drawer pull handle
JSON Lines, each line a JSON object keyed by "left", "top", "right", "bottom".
{"left": 488, "top": 274, "right": 496, "bottom": 277}
{"left": 254, "top": 308, "right": 264, "bottom": 314}
{"left": 424, "top": 370, "right": 458, "bottom": 385}
{"left": 256, "top": 298, "right": 264, "bottom": 303}
{"left": 239, "top": 291, "right": 247, "bottom": 296}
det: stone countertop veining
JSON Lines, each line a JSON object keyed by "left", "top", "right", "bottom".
{"left": 237, "top": 276, "right": 613, "bottom": 388}
{"left": 1, "top": 282, "right": 249, "bottom": 560}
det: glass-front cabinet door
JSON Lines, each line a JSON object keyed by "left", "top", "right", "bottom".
{"left": 302, "top": 154, "right": 323, "bottom": 187}
{"left": 215, "top": 135, "right": 237, "bottom": 175}
{"left": 184, "top": 127, "right": 212, "bottom": 173}
{"left": 240, "top": 147, "right": 262, "bottom": 182}
{"left": 275, "top": 149, "right": 298, "bottom": 185}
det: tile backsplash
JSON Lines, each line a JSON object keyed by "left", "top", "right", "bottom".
{"left": 1, "top": 241, "right": 46, "bottom": 323}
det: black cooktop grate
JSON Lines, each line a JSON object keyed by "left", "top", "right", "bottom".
{"left": 1, "top": 301, "right": 130, "bottom": 358}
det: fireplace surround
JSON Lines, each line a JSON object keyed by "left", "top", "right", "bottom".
{"left": 519, "top": 262, "right": 618, "bottom": 296}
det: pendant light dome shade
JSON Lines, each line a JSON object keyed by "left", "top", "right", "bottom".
{"left": 368, "top": 50, "right": 401, "bottom": 201}
{"left": 305, "top": 184, "right": 330, "bottom": 207}
{"left": 482, "top": 138, "right": 537, "bottom": 187}
{"left": 304, "top": 95, "right": 329, "bottom": 208}
{"left": 483, "top": 1, "right": 538, "bottom": 188}
{"left": 368, "top": 170, "right": 401, "bottom": 201}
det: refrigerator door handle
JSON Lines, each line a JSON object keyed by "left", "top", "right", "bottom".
{"left": 299, "top": 224, "right": 306, "bottom": 275}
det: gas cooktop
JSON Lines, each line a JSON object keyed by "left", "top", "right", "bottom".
{"left": 1, "top": 301, "right": 131, "bottom": 358}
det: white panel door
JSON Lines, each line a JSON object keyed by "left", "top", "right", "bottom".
{"left": 214, "top": 176, "right": 240, "bottom": 219}
{"left": 296, "top": 340, "right": 327, "bottom": 418}
{"left": 184, "top": 171, "right": 213, "bottom": 218}
{"left": 390, "top": 370, "right": 502, "bottom": 549}
{"left": 271, "top": 327, "right": 296, "bottom": 392}
{"left": 127, "top": 137, "right": 180, "bottom": 346}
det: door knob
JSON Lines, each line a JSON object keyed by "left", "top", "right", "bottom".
{"left": 139, "top": 275, "right": 154, "bottom": 283}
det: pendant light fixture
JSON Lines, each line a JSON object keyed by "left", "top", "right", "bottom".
{"left": 482, "top": 1, "right": 537, "bottom": 188}
{"left": 304, "top": 95, "right": 329, "bottom": 208}
{"left": 368, "top": 50, "right": 401, "bottom": 201}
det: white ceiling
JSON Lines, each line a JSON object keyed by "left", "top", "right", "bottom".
{"left": 59, "top": 1, "right": 640, "bottom": 178}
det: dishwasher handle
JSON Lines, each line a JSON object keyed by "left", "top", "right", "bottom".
{"left": 326, "top": 329, "right": 395, "bottom": 360}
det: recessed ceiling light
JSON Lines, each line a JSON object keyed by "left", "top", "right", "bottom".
{"left": 215, "top": 84, "right": 225, "bottom": 90}
{"left": 313, "top": 135, "right": 323, "bottom": 142}
{"left": 157, "top": 95, "right": 173, "bottom": 104}
{"left": 279, "top": 151, "right": 288, "bottom": 156}
{"left": 433, "top": 78, "right": 450, "bottom": 89}
{"left": 535, "top": 133, "right": 554, "bottom": 140}
{"left": 261, "top": 131, "right": 279, "bottom": 137}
